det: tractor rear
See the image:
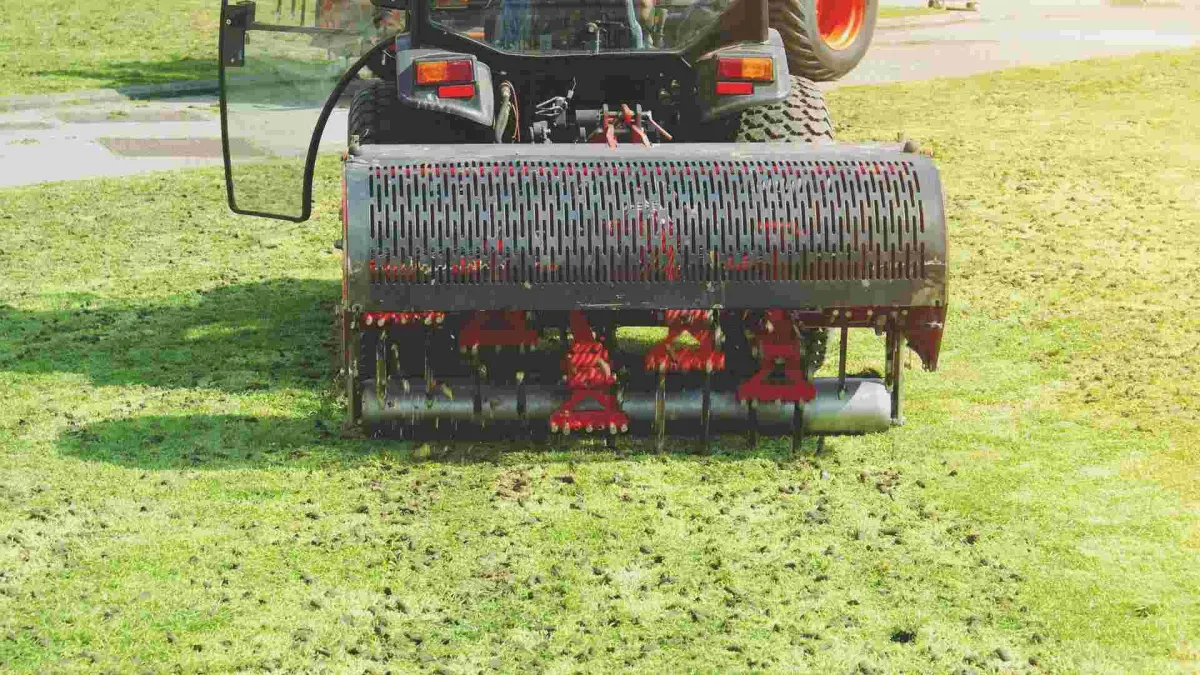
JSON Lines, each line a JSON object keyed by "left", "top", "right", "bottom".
{"left": 217, "top": 0, "right": 947, "bottom": 451}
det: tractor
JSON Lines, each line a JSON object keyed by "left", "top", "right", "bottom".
{"left": 217, "top": 0, "right": 947, "bottom": 451}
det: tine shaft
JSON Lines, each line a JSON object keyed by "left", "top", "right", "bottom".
{"left": 654, "top": 369, "right": 667, "bottom": 452}
{"left": 837, "top": 325, "right": 849, "bottom": 399}
{"left": 748, "top": 400, "right": 759, "bottom": 449}
{"left": 891, "top": 332, "right": 905, "bottom": 424}
{"left": 790, "top": 402, "right": 803, "bottom": 455}
{"left": 375, "top": 331, "right": 388, "bottom": 404}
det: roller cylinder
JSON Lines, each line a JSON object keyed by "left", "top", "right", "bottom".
{"left": 361, "top": 377, "right": 892, "bottom": 435}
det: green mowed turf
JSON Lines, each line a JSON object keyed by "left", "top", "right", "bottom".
{"left": 878, "top": 6, "right": 948, "bottom": 19}
{"left": 0, "top": 0, "right": 218, "bottom": 96}
{"left": 1, "top": 50, "right": 1199, "bottom": 672}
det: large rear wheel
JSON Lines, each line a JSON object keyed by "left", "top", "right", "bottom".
{"left": 734, "top": 74, "right": 834, "bottom": 142}
{"left": 727, "top": 74, "right": 835, "bottom": 371}
{"left": 769, "top": 0, "right": 878, "bottom": 81}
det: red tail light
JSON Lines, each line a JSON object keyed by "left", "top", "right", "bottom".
{"left": 716, "top": 81, "right": 755, "bottom": 96}
{"left": 437, "top": 84, "right": 476, "bottom": 99}
{"left": 716, "top": 57, "right": 774, "bottom": 82}
{"left": 415, "top": 59, "right": 474, "bottom": 85}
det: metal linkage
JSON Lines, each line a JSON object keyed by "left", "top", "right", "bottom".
{"left": 643, "top": 309, "right": 725, "bottom": 451}
{"left": 458, "top": 310, "right": 539, "bottom": 352}
{"left": 362, "top": 311, "right": 445, "bottom": 328}
{"left": 644, "top": 310, "right": 725, "bottom": 373}
{"left": 737, "top": 310, "right": 818, "bottom": 405}
{"left": 737, "top": 310, "right": 820, "bottom": 451}
{"left": 549, "top": 311, "right": 629, "bottom": 435}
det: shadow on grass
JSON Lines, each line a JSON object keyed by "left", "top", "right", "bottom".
{"left": 55, "top": 411, "right": 825, "bottom": 470}
{"left": 58, "top": 413, "right": 361, "bottom": 469}
{"left": 37, "top": 59, "right": 218, "bottom": 96}
{"left": 2, "top": 277, "right": 830, "bottom": 468}
{"left": 1, "top": 278, "right": 338, "bottom": 394}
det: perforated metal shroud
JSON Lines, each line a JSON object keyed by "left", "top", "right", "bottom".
{"left": 343, "top": 144, "right": 947, "bottom": 312}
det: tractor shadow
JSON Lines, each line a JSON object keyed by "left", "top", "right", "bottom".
{"left": 3, "top": 277, "right": 833, "bottom": 468}
{"left": 57, "top": 413, "right": 371, "bottom": 470}
{"left": 1, "top": 278, "right": 339, "bottom": 394}
{"left": 37, "top": 59, "right": 218, "bottom": 97}
{"left": 56, "top": 411, "right": 834, "bottom": 470}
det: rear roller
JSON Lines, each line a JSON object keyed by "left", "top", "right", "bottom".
{"left": 339, "top": 144, "right": 948, "bottom": 446}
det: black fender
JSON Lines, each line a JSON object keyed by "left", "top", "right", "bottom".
{"left": 692, "top": 29, "right": 792, "bottom": 124}
{"left": 393, "top": 38, "right": 496, "bottom": 129}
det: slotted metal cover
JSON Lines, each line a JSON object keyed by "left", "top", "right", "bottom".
{"left": 344, "top": 144, "right": 947, "bottom": 311}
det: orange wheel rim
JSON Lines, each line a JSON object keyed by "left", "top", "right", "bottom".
{"left": 816, "top": 0, "right": 865, "bottom": 50}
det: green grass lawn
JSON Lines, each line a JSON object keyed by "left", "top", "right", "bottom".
{"left": 0, "top": 0, "right": 217, "bottom": 96}
{"left": 2, "top": 49, "right": 1199, "bottom": 672}
{"left": 879, "top": 6, "right": 948, "bottom": 19}
{"left": 0, "top": 0, "right": 950, "bottom": 98}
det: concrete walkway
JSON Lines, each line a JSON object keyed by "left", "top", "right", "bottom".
{"left": 831, "top": 0, "right": 1200, "bottom": 88}
{"left": 1, "top": 0, "right": 1197, "bottom": 188}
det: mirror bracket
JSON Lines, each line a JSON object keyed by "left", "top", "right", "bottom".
{"left": 222, "top": 2, "right": 256, "bottom": 67}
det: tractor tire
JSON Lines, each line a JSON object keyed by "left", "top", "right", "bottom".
{"left": 769, "top": 0, "right": 878, "bottom": 82}
{"left": 734, "top": 74, "right": 834, "bottom": 142}
{"left": 732, "top": 75, "right": 835, "bottom": 371}
{"left": 347, "top": 80, "right": 406, "bottom": 146}
{"left": 347, "top": 79, "right": 488, "bottom": 146}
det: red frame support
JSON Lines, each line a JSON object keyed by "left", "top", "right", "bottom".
{"left": 737, "top": 310, "right": 817, "bottom": 403}
{"left": 644, "top": 310, "right": 725, "bottom": 372}
{"left": 550, "top": 311, "right": 629, "bottom": 434}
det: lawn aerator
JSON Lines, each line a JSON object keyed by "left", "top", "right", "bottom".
{"left": 217, "top": 0, "right": 947, "bottom": 450}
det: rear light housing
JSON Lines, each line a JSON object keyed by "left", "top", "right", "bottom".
{"left": 716, "top": 57, "right": 774, "bottom": 82}
{"left": 715, "top": 56, "right": 774, "bottom": 96}
{"left": 415, "top": 59, "right": 474, "bottom": 86}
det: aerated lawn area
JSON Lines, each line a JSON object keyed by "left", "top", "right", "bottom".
{"left": 1, "top": 49, "right": 1198, "bottom": 672}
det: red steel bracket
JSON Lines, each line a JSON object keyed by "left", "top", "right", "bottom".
{"left": 737, "top": 310, "right": 817, "bottom": 403}
{"left": 362, "top": 311, "right": 445, "bottom": 328}
{"left": 552, "top": 311, "right": 629, "bottom": 434}
{"left": 645, "top": 309, "right": 725, "bottom": 372}
{"left": 459, "top": 310, "right": 539, "bottom": 350}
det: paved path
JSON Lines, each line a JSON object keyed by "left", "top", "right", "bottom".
{"left": 831, "top": 0, "right": 1200, "bottom": 88}
{"left": 0, "top": 0, "right": 1197, "bottom": 188}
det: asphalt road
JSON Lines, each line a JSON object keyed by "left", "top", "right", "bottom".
{"left": 0, "top": 0, "right": 1197, "bottom": 188}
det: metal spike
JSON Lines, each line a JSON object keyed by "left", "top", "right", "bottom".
{"left": 837, "top": 325, "right": 849, "bottom": 400}
{"left": 790, "top": 402, "right": 804, "bottom": 455}
{"left": 748, "top": 400, "right": 759, "bottom": 449}
{"left": 654, "top": 368, "right": 667, "bottom": 452}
